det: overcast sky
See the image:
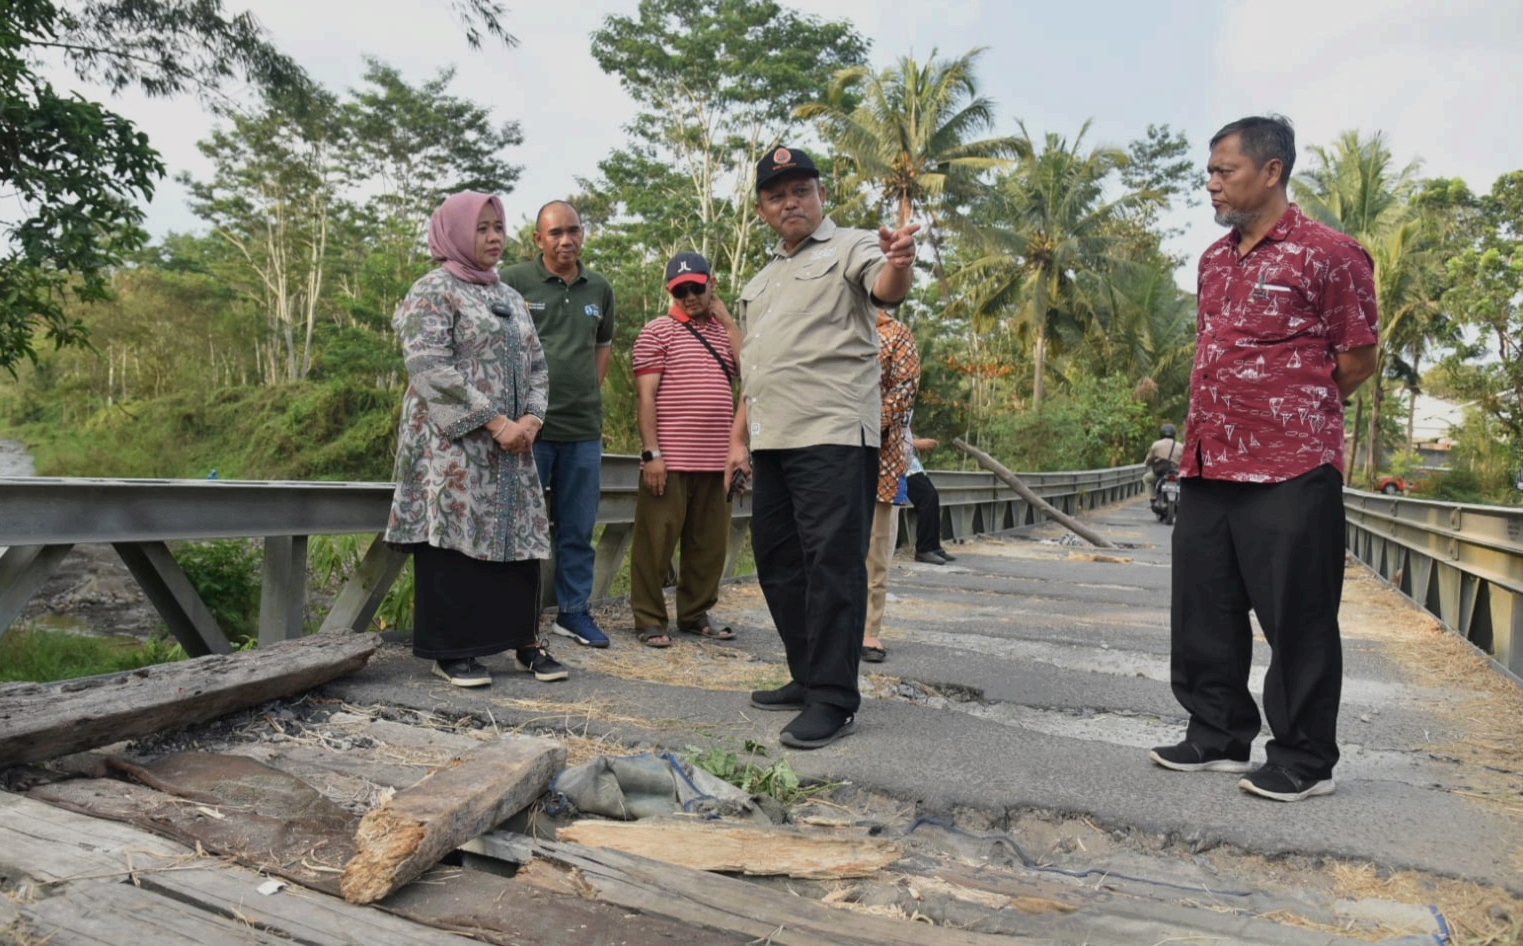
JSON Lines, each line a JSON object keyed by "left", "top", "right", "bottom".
{"left": 52, "top": 0, "right": 1523, "bottom": 281}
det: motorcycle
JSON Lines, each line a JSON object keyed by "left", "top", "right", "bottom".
{"left": 1150, "top": 462, "right": 1180, "bottom": 525}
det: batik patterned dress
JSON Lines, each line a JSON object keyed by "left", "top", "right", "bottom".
{"left": 385, "top": 267, "right": 552, "bottom": 562}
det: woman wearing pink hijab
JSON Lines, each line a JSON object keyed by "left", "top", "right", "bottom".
{"left": 385, "top": 191, "right": 567, "bottom": 687}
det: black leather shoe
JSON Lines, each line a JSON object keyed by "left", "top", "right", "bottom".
{"left": 779, "top": 704, "right": 856, "bottom": 749}
{"left": 935, "top": 548, "right": 957, "bottom": 561}
{"left": 751, "top": 681, "right": 806, "bottom": 711}
{"left": 914, "top": 550, "right": 950, "bottom": 565}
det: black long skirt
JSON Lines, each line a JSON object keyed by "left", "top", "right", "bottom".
{"left": 410, "top": 544, "right": 542, "bottom": 661}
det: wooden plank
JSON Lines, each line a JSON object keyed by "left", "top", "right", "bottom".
{"left": 557, "top": 818, "right": 902, "bottom": 879}
{"left": 139, "top": 867, "right": 468, "bottom": 946}
{"left": 0, "top": 630, "right": 378, "bottom": 766}
{"left": 340, "top": 734, "right": 564, "bottom": 904}
{"left": 536, "top": 839, "right": 1044, "bottom": 946}
{"left": 23, "top": 879, "right": 291, "bottom": 945}
{"left": 0, "top": 790, "right": 191, "bottom": 886}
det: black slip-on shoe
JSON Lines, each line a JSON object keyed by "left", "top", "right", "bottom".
{"left": 935, "top": 548, "right": 957, "bottom": 561}
{"left": 750, "top": 681, "right": 806, "bottom": 712}
{"left": 433, "top": 658, "right": 491, "bottom": 687}
{"left": 1148, "top": 740, "right": 1253, "bottom": 773}
{"left": 1239, "top": 763, "right": 1335, "bottom": 802}
{"left": 914, "top": 550, "right": 950, "bottom": 565}
{"left": 779, "top": 704, "right": 856, "bottom": 749}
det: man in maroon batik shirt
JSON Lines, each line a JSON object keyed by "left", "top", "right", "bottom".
{"left": 1148, "top": 115, "right": 1377, "bottom": 803}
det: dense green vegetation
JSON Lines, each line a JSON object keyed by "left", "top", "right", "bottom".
{"left": 2, "top": 0, "right": 1519, "bottom": 501}
{"left": 0, "top": 628, "right": 187, "bottom": 683}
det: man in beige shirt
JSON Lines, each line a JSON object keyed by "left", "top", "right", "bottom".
{"left": 726, "top": 146, "right": 920, "bottom": 749}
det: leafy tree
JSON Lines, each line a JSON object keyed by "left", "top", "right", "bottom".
{"left": 2, "top": 0, "right": 514, "bottom": 372}
{"left": 1293, "top": 130, "right": 1425, "bottom": 484}
{"left": 952, "top": 122, "right": 1146, "bottom": 409}
{"left": 340, "top": 59, "right": 523, "bottom": 322}
{"left": 182, "top": 90, "right": 348, "bottom": 383}
{"left": 797, "top": 47, "right": 1018, "bottom": 235}
{"left": 1440, "top": 171, "right": 1523, "bottom": 453}
{"left": 588, "top": 0, "right": 868, "bottom": 290}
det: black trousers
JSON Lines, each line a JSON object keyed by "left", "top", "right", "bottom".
{"left": 750, "top": 444, "right": 877, "bottom": 714}
{"left": 1171, "top": 464, "right": 1346, "bottom": 779}
{"left": 905, "top": 471, "right": 943, "bottom": 555}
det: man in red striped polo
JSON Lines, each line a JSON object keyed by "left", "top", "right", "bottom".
{"left": 628, "top": 251, "right": 744, "bottom": 647}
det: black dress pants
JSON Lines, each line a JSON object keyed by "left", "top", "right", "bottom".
{"left": 750, "top": 444, "right": 877, "bottom": 714}
{"left": 906, "top": 471, "right": 943, "bottom": 555}
{"left": 1171, "top": 464, "right": 1346, "bottom": 779}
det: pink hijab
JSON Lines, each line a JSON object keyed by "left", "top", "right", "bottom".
{"left": 428, "top": 191, "right": 505, "bottom": 285}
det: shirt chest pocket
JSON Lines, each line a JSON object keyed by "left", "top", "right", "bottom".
{"left": 1237, "top": 269, "right": 1317, "bottom": 340}
{"left": 791, "top": 258, "right": 845, "bottom": 321}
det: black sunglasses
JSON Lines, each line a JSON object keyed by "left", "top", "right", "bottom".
{"left": 671, "top": 282, "right": 708, "bottom": 299}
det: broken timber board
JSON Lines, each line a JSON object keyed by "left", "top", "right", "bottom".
{"left": 557, "top": 818, "right": 902, "bottom": 879}
{"left": 341, "top": 734, "right": 565, "bottom": 904}
{"left": 0, "top": 630, "right": 377, "bottom": 766}
{"left": 23, "top": 880, "right": 294, "bottom": 946}
{"left": 0, "top": 789, "right": 190, "bottom": 886}
{"left": 137, "top": 867, "right": 469, "bottom": 946}
{"left": 535, "top": 839, "right": 1045, "bottom": 946}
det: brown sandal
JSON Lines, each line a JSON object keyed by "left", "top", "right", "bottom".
{"left": 637, "top": 627, "right": 673, "bottom": 648}
{"left": 679, "top": 615, "right": 736, "bottom": 640}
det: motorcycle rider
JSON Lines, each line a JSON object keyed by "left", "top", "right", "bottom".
{"left": 1143, "top": 423, "right": 1185, "bottom": 497}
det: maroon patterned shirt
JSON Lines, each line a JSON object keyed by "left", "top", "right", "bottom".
{"left": 1182, "top": 203, "right": 1378, "bottom": 483}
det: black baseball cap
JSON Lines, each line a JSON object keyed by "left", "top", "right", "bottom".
{"left": 755, "top": 145, "right": 820, "bottom": 193}
{"left": 665, "top": 251, "right": 711, "bottom": 290}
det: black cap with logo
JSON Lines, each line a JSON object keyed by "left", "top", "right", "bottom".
{"left": 755, "top": 145, "right": 820, "bottom": 193}
{"left": 664, "top": 251, "right": 711, "bottom": 290}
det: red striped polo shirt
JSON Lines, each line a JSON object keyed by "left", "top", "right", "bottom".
{"left": 631, "top": 310, "right": 737, "bottom": 471}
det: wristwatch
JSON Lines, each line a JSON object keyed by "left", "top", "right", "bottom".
{"left": 640, "top": 449, "right": 662, "bottom": 462}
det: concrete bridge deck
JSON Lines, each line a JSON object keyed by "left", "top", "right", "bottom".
{"left": 324, "top": 494, "right": 1523, "bottom": 940}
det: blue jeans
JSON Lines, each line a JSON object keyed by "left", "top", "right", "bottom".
{"left": 533, "top": 438, "right": 602, "bottom": 614}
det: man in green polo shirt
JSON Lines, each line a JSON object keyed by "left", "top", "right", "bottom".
{"left": 502, "top": 200, "right": 616, "bottom": 648}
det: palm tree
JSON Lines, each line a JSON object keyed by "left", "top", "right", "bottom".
{"left": 1069, "top": 258, "right": 1197, "bottom": 420}
{"left": 951, "top": 122, "right": 1144, "bottom": 409}
{"left": 1292, "top": 130, "right": 1423, "bottom": 485}
{"left": 797, "top": 47, "right": 1018, "bottom": 237}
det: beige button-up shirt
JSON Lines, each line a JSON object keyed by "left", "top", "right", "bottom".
{"left": 735, "top": 217, "right": 889, "bottom": 451}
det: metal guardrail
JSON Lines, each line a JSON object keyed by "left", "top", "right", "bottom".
{"left": 1344, "top": 488, "right": 1523, "bottom": 680}
{"left": 0, "top": 458, "right": 1145, "bottom": 656}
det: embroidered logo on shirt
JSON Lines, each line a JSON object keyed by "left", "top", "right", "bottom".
{"left": 584, "top": 304, "right": 602, "bottom": 318}
{"left": 526, "top": 302, "right": 546, "bottom": 312}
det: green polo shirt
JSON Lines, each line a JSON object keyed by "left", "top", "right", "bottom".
{"left": 501, "top": 257, "right": 616, "bottom": 442}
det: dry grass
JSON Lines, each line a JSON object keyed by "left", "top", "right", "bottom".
{"left": 1331, "top": 862, "right": 1523, "bottom": 945}
{"left": 1340, "top": 567, "right": 1523, "bottom": 828}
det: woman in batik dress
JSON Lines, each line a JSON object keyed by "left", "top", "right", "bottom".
{"left": 385, "top": 191, "right": 567, "bottom": 687}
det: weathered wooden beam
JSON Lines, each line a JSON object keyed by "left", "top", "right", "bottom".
{"left": 340, "top": 735, "right": 565, "bottom": 904}
{"left": 318, "top": 533, "right": 409, "bottom": 634}
{"left": 0, "top": 631, "right": 377, "bottom": 766}
{"left": 952, "top": 439, "right": 1117, "bottom": 549}
{"left": 113, "top": 540, "right": 234, "bottom": 656}
{"left": 556, "top": 819, "right": 901, "bottom": 879}
{"left": 259, "top": 534, "right": 309, "bottom": 646}
{"left": 535, "top": 839, "right": 1034, "bottom": 946}
{"left": 0, "top": 543, "right": 74, "bottom": 637}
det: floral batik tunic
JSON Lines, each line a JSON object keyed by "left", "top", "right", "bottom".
{"left": 385, "top": 267, "right": 552, "bottom": 562}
